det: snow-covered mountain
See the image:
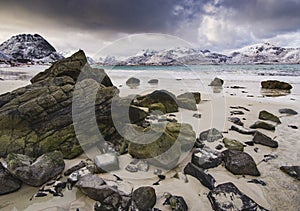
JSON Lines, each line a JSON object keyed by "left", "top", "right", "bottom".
{"left": 229, "top": 43, "right": 300, "bottom": 64}
{"left": 96, "top": 43, "right": 300, "bottom": 66}
{"left": 0, "top": 34, "right": 63, "bottom": 64}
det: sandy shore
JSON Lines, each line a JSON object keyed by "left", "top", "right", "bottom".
{"left": 0, "top": 66, "right": 299, "bottom": 211}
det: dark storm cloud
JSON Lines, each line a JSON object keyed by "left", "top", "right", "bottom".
{"left": 0, "top": 0, "right": 206, "bottom": 34}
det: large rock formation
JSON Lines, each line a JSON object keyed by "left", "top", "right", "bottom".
{"left": 0, "top": 50, "right": 138, "bottom": 159}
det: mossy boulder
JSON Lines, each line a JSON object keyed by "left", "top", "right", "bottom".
{"left": 223, "top": 138, "right": 244, "bottom": 151}
{"left": 259, "top": 110, "right": 281, "bottom": 123}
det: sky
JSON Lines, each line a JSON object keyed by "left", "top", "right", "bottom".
{"left": 0, "top": 0, "right": 300, "bottom": 57}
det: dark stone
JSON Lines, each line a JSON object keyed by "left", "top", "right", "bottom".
{"left": 223, "top": 138, "right": 244, "bottom": 151}
{"left": 207, "top": 182, "right": 268, "bottom": 211}
{"left": 222, "top": 150, "right": 260, "bottom": 176}
{"left": 288, "top": 125, "right": 298, "bottom": 129}
{"left": 280, "top": 166, "right": 300, "bottom": 180}
{"left": 6, "top": 151, "right": 65, "bottom": 186}
{"left": 250, "top": 121, "right": 276, "bottom": 131}
{"left": 230, "top": 106, "right": 250, "bottom": 112}
{"left": 209, "top": 77, "right": 224, "bottom": 86}
{"left": 261, "top": 80, "right": 292, "bottom": 90}
{"left": 228, "top": 117, "right": 244, "bottom": 126}
{"left": 230, "top": 110, "right": 244, "bottom": 115}
{"left": 148, "top": 79, "right": 159, "bottom": 84}
{"left": 247, "top": 179, "right": 267, "bottom": 186}
{"left": 279, "top": 108, "right": 298, "bottom": 115}
{"left": 230, "top": 125, "right": 256, "bottom": 135}
{"left": 132, "top": 186, "right": 156, "bottom": 211}
{"left": 163, "top": 194, "right": 188, "bottom": 211}
{"left": 0, "top": 162, "right": 22, "bottom": 195}
{"left": 192, "top": 146, "right": 222, "bottom": 169}
{"left": 252, "top": 131, "right": 278, "bottom": 148}
{"left": 215, "top": 144, "right": 223, "bottom": 150}
{"left": 177, "top": 92, "right": 201, "bottom": 104}
{"left": 245, "top": 141, "right": 254, "bottom": 146}
{"left": 193, "top": 113, "right": 202, "bottom": 119}
{"left": 259, "top": 110, "right": 281, "bottom": 123}
{"left": 64, "top": 161, "right": 87, "bottom": 176}
{"left": 199, "top": 128, "right": 223, "bottom": 142}
{"left": 184, "top": 162, "right": 216, "bottom": 190}
{"left": 126, "top": 77, "right": 140, "bottom": 86}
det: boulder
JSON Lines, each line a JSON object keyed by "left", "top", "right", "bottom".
{"left": 209, "top": 77, "right": 224, "bottom": 86}
{"left": 76, "top": 174, "right": 131, "bottom": 210}
{"left": 132, "top": 186, "right": 156, "bottom": 210}
{"left": 177, "top": 98, "right": 197, "bottom": 111}
{"left": 6, "top": 151, "right": 65, "bottom": 186}
{"left": 0, "top": 162, "right": 22, "bottom": 195}
{"left": 252, "top": 131, "right": 278, "bottom": 148}
{"left": 250, "top": 121, "right": 276, "bottom": 131}
{"left": 261, "top": 80, "right": 292, "bottom": 90}
{"left": 184, "top": 162, "right": 216, "bottom": 190}
{"left": 207, "top": 182, "right": 268, "bottom": 210}
{"left": 127, "top": 122, "right": 195, "bottom": 168}
{"left": 278, "top": 108, "right": 298, "bottom": 115}
{"left": 223, "top": 138, "right": 244, "bottom": 151}
{"left": 133, "top": 90, "right": 178, "bottom": 113}
{"left": 0, "top": 50, "right": 122, "bottom": 159}
{"left": 191, "top": 146, "right": 222, "bottom": 169}
{"left": 126, "top": 77, "right": 140, "bottom": 87}
{"left": 94, "top": 153, "right": 119, "bottom": 173}
{"left": 148, "top": 79, "right": 158, "bottom": 84}
{"left": 177, "top": 92, "right": 201, "bottom": 104}
{"left": 222, "top": 150, "right": 260, "bottom": 176}
{"left": 199, "top": 128, "right": 223, "bottom": 142}
{"left": 149, "top": 103, "right": 166, "bottom": 114}
{"left": 280, "top": 166, "right": 300, "bottom": 180}
{"left": 259, "top": 110, "right": 281, "bottom": 123}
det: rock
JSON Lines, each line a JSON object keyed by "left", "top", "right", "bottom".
{"left": 125, "top": 160, "right": 149, "bottom": 173}
{"left": 126, "top": 77, "right": 140, "bottom": 86}
{"left": 132, "top": 186, "right": 156, "bottom": 211}
{"left": 245, "top": 141, "right": 254, "bottom": 146}
{"left": 0, "top": 50, "right": 121, "bottom": 159}
{"left": 193, "top": 113, "right": 202, "bottom": 119}
{"left": 192, "top": 146, "right": 222, "bottom": 169}
{"left": 288, "top": 125, "right": 298, "bottom": 129}
{"left": 177, "top": 98, "right": 197, "bottom": 111}
{"left": 259, "top": 110, "right": 281, "bottom": 123}
{"left": 127, "top": 122, "right": 195, "bottom": 168}
{"left": 250, "top": 121, "right": 276, "bottom": 131}
{"left": 149, "top": 103, "right": 166, "bottom": 114}
{"left": 223, "top": 138, "right": 244, "bottom": 151}
{"left": 215, "top": 144, "right": 223, "bottom": 150}
{"left": 199, "top": 128, "right": 223, "bottom": 142}
{"left": 0, "top": 162, "right": 22, "bottom": 195}
{"left": 263, "top": 154, "right": 278, "bottom": 163}
{"left": 222, "top": 150, "right": 260, "bottom": 176}
{"left": 247, "top": 179, "right": 267, "bottom": 186}
{"left": 76, "top": 174, "right": 130, "bottom": 210}
{"left": 148, "top": 79, "right": 158, "bottom": 84}
{"left": 252, "top": 131, "right": 278, "bottom": 148}
{"left": 230, "top": 110, "right": 245, "bottom": 115}
{"left": 163, "top": 193, "right": 188, "bottom": 211}
{"left": 184, "top": 162, "right": 216, "bottom": 190}
{"left": 94, "top": 153, "right": 119, "bottom": 173}
{"left": 230, "top": 125, "right": 256, "bottom": 135}
{"left": 230, "top": 106, "right": 250, "bottom": 112}
{"left": 177, "top": 92, "right": 201, "bottom": 104}
{"left": 207, "top": 182, "right": 268, "bottom": 211}
{"left": 125, "top": 164, "right": 138, "bottom": 173}
{"left": 137, "top": 160, "right": 150, "bottom": 172}
{"left": 228, "top": 116, "right": 244, "bottom": 126}
{"left": 261, "top": 80, "right": 292, "bottom": 90}
{"left": 209, "top": 77, "right": 224, "bottom": 86}
{"left": 64, "top": 160, "right": 87, "bottom": 176}
{"left": 133, "top": 90, "right": 178, "bottom": 113}
{"left": 279, "top": 108, "right": 298, "bottom": 115}
{"left": 280, "top": 166, "right": 300, "bottom": 180}
{"left": 6, "top": 151, "right": 65, "bottom": 186}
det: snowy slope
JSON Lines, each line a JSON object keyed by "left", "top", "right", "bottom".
{"left": 0, "top": 34, "right": 63, "bottom": 64}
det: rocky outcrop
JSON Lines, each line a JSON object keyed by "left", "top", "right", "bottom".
{"left": 261, "top": 80, "right": 292, "bottom": 90}
{"left": 259, "top": 110, "right": 281, "bottom": 123}
{"left": 6, "top": 151, "right": 65, "bottom": 186}
{"left": 132, "top": 186, "right": 156, "bottom": 210}
{"left": 207, "top": 182, "right": 268, "bottom": 211}
{"left": 0, "top": 50, "right": 129, "bottom": 159}
{"left": 184, "top": 162, "right": 216, "bottom": 190}
{"left": 133, "top": 90, "right": 178, "bottom": 113}
{"left": 0, "top": 162, "right": 22, "bottom": 195}
{"left": 199, "top": 128, "right": 223, "bottom": 142}
{"left": 209, "top": 77, "right": 224, "bottom": 86}
{"left": 222, "top": 150, "right": 260, "bottom": 176}
{"left": 127, "top": 122, "right": 195, "bottom": 168}
{"left": 252, "top": 131, "right": 278, "bottom": 148}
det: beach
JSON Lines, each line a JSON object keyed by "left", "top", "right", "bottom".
{"left": 0, "top": 64, "right": 299, "bottom": 211}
